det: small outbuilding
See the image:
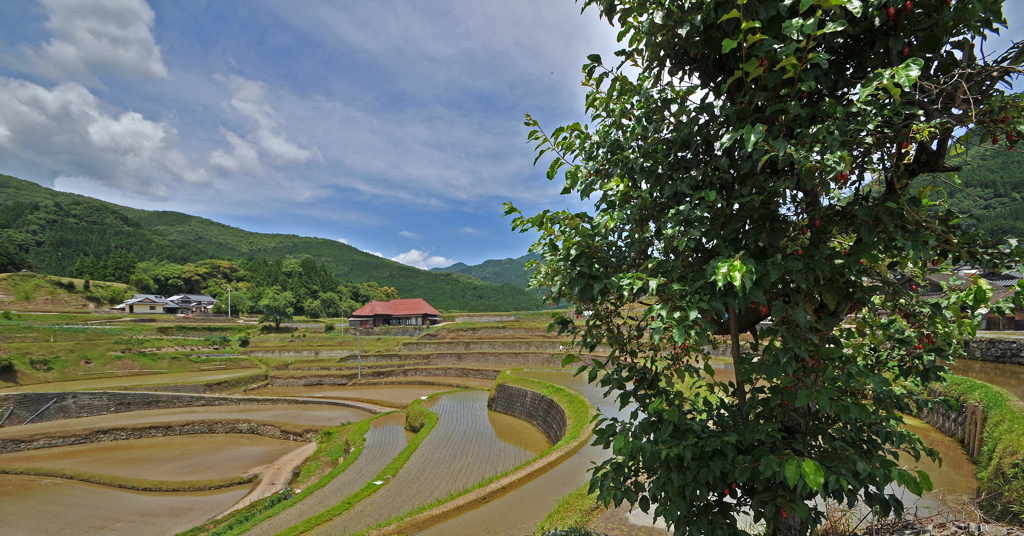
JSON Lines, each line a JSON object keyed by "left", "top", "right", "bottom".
{"left": 348, "top": 298, "right": 441, "bottom": 328}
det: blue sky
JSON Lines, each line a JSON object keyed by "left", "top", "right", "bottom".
{"left": 0, "top": 1, "right": 1021, "bottom": 269}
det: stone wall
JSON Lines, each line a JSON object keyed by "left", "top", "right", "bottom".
{"left": 487, "top": 384, "right": 567, "bottom": 446}
{"left": 242, "top": 349, "right": 354, "bottom": 358}
{"left": 0, "top": 391, "right": 354, "bottom": 428}
{"left": 962, "top": 338, "right": 1024, "bottom": 365}
{"left": 402, "top": 340, "right": 566, "bottom": 353}
{"left": 0, "top": 420, "right": 318, "bottom": 454}
{"left": 268, "top": 367, "right": 501, "bottom": 387}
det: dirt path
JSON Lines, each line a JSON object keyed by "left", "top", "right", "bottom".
{"left": 218, "top": 441, "right": 316, "bottom": 517}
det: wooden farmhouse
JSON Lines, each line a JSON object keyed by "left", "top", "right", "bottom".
{"left": 113, "top": 293, "right": 219, "bottom": 315}
{"left": 348, "top": 298, "right": 441, "bottom": 328}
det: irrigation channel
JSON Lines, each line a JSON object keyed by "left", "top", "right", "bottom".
{"left": 0, "top": 357, "right": 1017, "bottom": 535}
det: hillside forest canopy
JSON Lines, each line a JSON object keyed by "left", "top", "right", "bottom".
{"left": 0, "top": 175, "right": 541, "bottom": 313}
{"left": 510, "top": 0, "right": 1024, "bottom": 535}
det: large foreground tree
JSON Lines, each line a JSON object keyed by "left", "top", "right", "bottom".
{"left": 509, "top": 1, "right": 1023, "bottom": 535}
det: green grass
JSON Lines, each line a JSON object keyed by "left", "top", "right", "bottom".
{"left": 272, "top": 399, "right": 440, "bottom": 536}
{"left": 0, "top": 466, "right": 254, "bottom": 492}
{"left": 174, "top": 487, "right": 295, "bottom": 536}
{"left": 533, "top": 485, "right": 603, "bottom": 535}
{"left": 940, "top": 375, "right": 1024, "bottom": 525}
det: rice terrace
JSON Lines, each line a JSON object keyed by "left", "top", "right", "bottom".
{"left": 0, "top": 271, "right": 1023, "bottom": 536}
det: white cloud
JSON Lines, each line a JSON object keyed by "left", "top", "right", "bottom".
{"left": 364, "top": 250, "right": 384, "bottom": 258}
{"left": 208, "top": 75, "right": 321, "bottom": 173}
{"left": 0, "top": 77, "right": 206, "bottom": 197}
{"left": 398, "top": 231, "right": 421, "bottom": 239}
{"left": 460, "top": 227, "right": 485, "bottom": 236}
{"left": 336, "top": 238, "right": 349, "bottom": 244}
{"left": 390, "top": 249, "right": 455, "bottom": 269}
{"left": 13, "top": 0, "right": 168, "bottom": 83}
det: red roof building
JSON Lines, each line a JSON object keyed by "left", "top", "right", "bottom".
{"left": 348, "top": 298, "right": 441, "bottom": 328}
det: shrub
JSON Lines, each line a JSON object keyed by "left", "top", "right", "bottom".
{"left": 235, "top": 335, "right": 250, "bottom": 347}
{"left": 1, "top": 310, "right": 12, "bottom": 321}
{"left": 323, "top": 322, "right": 335, "bottom": 334}
{"left": 0, "top": 355, "right": 13, "bottom": 373}
{"left": 29, "top": 357, "right": 52, "bottom": 371}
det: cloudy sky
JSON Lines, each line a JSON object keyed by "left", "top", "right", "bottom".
{"left": 0, "top": 1, "right": 1021, "bottom": 269}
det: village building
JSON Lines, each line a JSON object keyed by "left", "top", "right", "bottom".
{"left": 348, "top": 298, "right": 441, "bottom": 328}
{"left": 113, "top": 293, "right": 219, "bottom": 314}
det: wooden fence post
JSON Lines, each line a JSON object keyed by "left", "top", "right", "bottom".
{"left": 973, "top": 404, "right": 984, "bottom": 457}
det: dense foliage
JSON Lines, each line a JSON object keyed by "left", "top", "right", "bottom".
{"left": 0, "top": 175, "right": 540, "bottom": 312}
{"left": 510, "top": 1, "right": 1023, "bottom": 535}
{"left": 432, "top": 253, "right": 540, "bottom": 289}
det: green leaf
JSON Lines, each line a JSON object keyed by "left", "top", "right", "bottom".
{"left": 916, "top": 470, "right": 934, "bottom": 493}
{"left": 784, "top": 458, "right": 801, "bottom": 487}
{"left": 892, "top": 58, "right": 925, "bottom": 89}
{"left": 587, "top": 53, "right": 603, "bottom": 65}
{"left": 801, "top": 458, "right": 824, "bottom": 491}
{"left": 719, "top": 9, "right": 743, "bottom": 22}
{"left": 722, "top": 38, "right": 739, "bottom": 54}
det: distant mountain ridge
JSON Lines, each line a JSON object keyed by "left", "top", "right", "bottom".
{"left": 432, "top": 253, "right": 539, "bottom": 289}
{"left": 0, "top": 174, "right": 541, "bottom": 312}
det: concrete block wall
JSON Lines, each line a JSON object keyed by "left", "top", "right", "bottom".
{"left": 487, "top": 384, "right": 567, "bottom": 446}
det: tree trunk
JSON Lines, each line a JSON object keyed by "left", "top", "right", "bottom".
{"left": 767, "top": 512, "right": 807, "bottom": 536}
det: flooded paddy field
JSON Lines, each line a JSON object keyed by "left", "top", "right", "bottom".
{"left": 896, "top": 416, "right": 979, "bottom": 516}
{"left": 243, "top": 413, "right": 409, "bottom": 536}
{"left": 0, "top": 475, "right": 249, "bottom": 536}
{"left": 0, "top": 404, "right": 368, "bottom": 439}
{"left": 950, "top": 359, "right": 1024, "bottom": 401}
{"left": 247, "top": 384, "right": 450, "bottom": 406}
{"left": 0, "top": 434, "right": 304, "bottom": 481}
{"left": 0, "top": 369, "right": 257, "bottom": 393}
{"left": 307, "top": 390, "right": 548, "bottom": 535}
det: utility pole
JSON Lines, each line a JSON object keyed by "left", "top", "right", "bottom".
{"left": 350, "top": 328, "right": 361, "bottom": 379}
{"left": 227, "top": 285, "right": 232, "bottom": 318}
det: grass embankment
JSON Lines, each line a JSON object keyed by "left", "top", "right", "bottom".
{"left": 941, "top": 375, "right": 1024, "bottom": 525}
{"left": 532, "top": 485, "right": 603, "bottom": 535}
{"left": 356, "top": 371, "right": 596, "bottom": 536}
{"left": 0, "top": 465, "right": 255, "bottom": 491}
{"left": 176, "top": 418, "right": 374, "bottom": 536}
{"left": 271, "top": 398, "right": 440, "bottom": 536}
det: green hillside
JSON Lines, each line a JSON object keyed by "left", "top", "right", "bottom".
{"left": 431, "top": 253, "right": 539, "bottom": 289}
{"left": 0, "top": 175, "right": 540, "bottom": 312}
{"left": 918, "top": 147, "right": 1024, "bottom": 239}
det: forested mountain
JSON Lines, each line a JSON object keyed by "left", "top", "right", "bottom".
{"left": 431, "top": 253, "right": 539, "bottom": 289}
{"left": 0, "top": 175, "right": 540, "bottom": 312}
{"left": 914, "top": 147, "right": 1024, "bottom": 239}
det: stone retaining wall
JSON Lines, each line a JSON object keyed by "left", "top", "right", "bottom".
{"left": 0, "top": 391, "right": 349, "bottom": 428}
{"left": 268, "top": 367, "right": 500, "bottom": 387}
{"left": 402, "top": 340, "right": 565, "bottom": 353}
{"left": 242, "top": 349, "right": 354, "bottom": 358}
{"left": 963, "top": 338, "right": 1024, "bottom": 365}
{"left": 487, "top": 384, "right": 567, "bottom": 445}
{"left": 0, "top": 420, "right": 318, "bottom": 454}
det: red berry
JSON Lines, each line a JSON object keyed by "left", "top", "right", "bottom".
{"left": 993, "top": 137, "right": 1000, "bottom": 145}
{"left": 691, "top": 50, "right": 697, "bottom": 59}
{"left": 901, "top": 46, "right": 911, "bottom": 57}
{"left": 550, "top": 302, "right": 555, "bottom": 307}
{"left": 887, "top": 7, "right": 897, "bottom": 20}
{"left": 801, "top": 91, "right": 808, "bottom": 100}
{"left": 751, "top": 300, "right": 758, "bottom": 309}
{"left": 860, "top": 259, "right": 866, "bottom": 265}
{"left": 576, "top": 315, "right": 580, "bottom": 319}
{"left": 815, "top": 219, "right": 820, "bottom": 227}
{"left": 900, "top": 141, "right": 910, "bottom": 150}
{"left": 905, "top": 1, "right": 913, "bottom": 12}
{"left": 801, "top": 228, "right": 808, "bottom": 236}
{"left": 1009, "top": 133, "right": 1016, "bottom": 141}
{"left": 1002, "top": 116, "right": 1011, "bottom": 125}
{"left": 844, "top": 249, "right": 849, "bottom": 256}
{"left": 762, "top": 304, "right": 770, "bottom": 315}
{"left": 931, "top": 258, "right": 939, "bottom": 267}
{"left": 758, "top": 57, "right": 766, "bottom": 67}
{"left": 911, "top": 285, "right": 917, "bottom": 291}
{"left": 797, "top": 249, "right": 803, "bottom": 256}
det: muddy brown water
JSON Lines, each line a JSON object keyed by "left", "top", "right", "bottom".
{"left": 247, "top": 384, "right": 450, "bottom": 405}
{"left": 307, "top": 390, "right": 549, "bottom": 536}
{"left": 243, "top": 413, "right": 409, "bottom": 536}
{"left": 420, "top": 366, "right": 979, "bottom": 536}
{"left": 0, "top": 474, "right": 250, "bottom": 535}
{"left": 0, "top": 434, "right": 302, "bottom": 481}
{"left": 0, "top": 369, "right": 256, "bottom": 393}
{"left": 0, "top": 404, "right": 369, "bottom": 439}
{"left": 950, "top": 359, "right": 1024, "bottom": 401}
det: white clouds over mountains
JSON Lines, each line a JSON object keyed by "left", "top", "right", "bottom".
{"left": 0, "top": 77, "right": 204, "bottom": 197}
{"left": 207, "top": 75, "right": 321, "bottom": 176}
{"left": 13, "top": 0, "right": 168, "bottom": 83}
